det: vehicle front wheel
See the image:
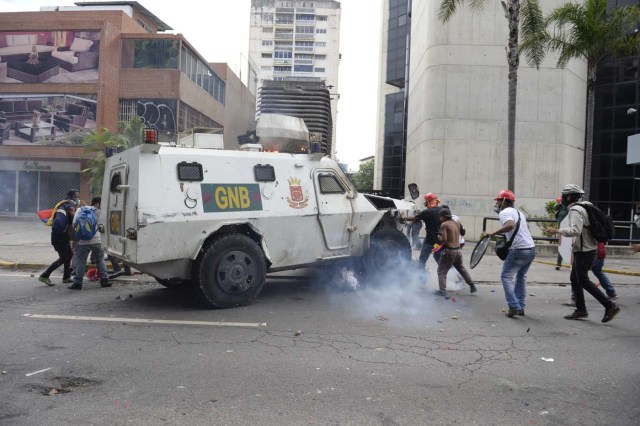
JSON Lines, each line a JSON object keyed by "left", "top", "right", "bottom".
{"left": 192, "top": 233, "right": 267, "bottom": 309}
{"left": 361, "top": 228, "right": 412, "bottom": 279}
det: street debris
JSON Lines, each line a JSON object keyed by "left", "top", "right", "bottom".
{"left": 451, "top": 316, "right": 458, "bottom": 320}
{"left": 260, "top": 323, "right": 268, "bottom": 327}
{"left": 329, "top": 267, "right": 359, "bottom": 291}
{"left": 376, "top": 314, "right": 389, "bottom": 321}
{"left": 541, "top": 357, "right": 554, "bottom": 362}
{"left": 25, "top": 367, "right": 52, "bottom": 377}
{"left": 294, "top": 330, "right": 302, "bottom": 336}
{"left": 529, "top": 293, "right": 535, "bottom": 296}
{"left": 2, "top": 370, "right": 6, "bottom": 374}
{"left": 451, "top": 297, "right": 456, "bottom": 302}
{"left": 527, "top": 328, "right": 530, "bottom": 333}
{"left": 48, "top": 388, "right": 59, "bottom": 396}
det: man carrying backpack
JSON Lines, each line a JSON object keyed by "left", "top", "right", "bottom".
{"left": 69, "top": 196, "right": 110, "bottom": 290}
{"left": 547, "top": 184, "right": 620, "bottom": 323}
{"left": 38, "top": 202, "right": 76, "bottom": 286}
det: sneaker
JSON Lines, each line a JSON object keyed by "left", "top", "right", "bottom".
{"left": 38, "top": 276, "right": 54, "bottom": 286}
{"left": 68, "top": 284, "right": 82, "bottom": 290}
{"left": 555, "top": 266, "right": 561, "bottom": 271}
{"left": 100, "top": 278, "right": 112, "bottom": 288}
{"left": 607, "top": 294, "right": 618, "bottom": 301}
{"left": 469, "top": 283, "right": 477, "bottom": 294}
{"left": 62, "top": 278, "right": 73, "bottom": 283}
{"left": 602, "top": 304, "right": 620, "bottom": 323}
{"left": 564, "top": 310, "right": 588, "bottom": 320}
{"left": 562, "top": 300, "right": 576, "bottom": 307}
{"left": 506, "top": 308, "right": 524, "bottom": 318}
{"left": 433, "top": 290, "right": 448, "bottom": 297}
{"left": 123, "top": 270, "right": 134, "bottom": 276}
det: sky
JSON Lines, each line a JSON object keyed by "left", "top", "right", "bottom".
{"left": 0, "top": 0, "right": 382, "bottom": 170}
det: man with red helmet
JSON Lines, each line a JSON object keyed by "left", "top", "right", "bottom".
{"left": 488, "top": 189, "right": 536, "bottom": 317}
{"left": 405, "top": 192, "right": 444, "bottom": 267}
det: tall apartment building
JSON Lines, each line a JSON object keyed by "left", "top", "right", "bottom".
{"left": 374, "top": 0, "right": 410, "bottom": 199}
{"left": 0, "top": 2, "right": 255, "bottom": 217}
{"left": 248, "top": 0, "right": 341, "bottom": 157}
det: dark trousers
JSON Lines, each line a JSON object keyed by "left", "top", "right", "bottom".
{"left": 419, "top": 241, "right": 442, "bottom": 266}
{"left": 437, "top": 249, "right": 473, "bottom": 291}
{"left": 571, "top": 250, "right": 613, "bottom": 312}
{"left": 42, "top": 236, "right": 72, "bottom": 279}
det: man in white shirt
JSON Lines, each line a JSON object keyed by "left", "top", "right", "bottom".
{"left": 488, "top": 190, "right": 536, "bottom": 318}
{"left": 547, "top": 184, "right": 620, "bottom": 322}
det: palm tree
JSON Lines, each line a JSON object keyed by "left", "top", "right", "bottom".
{"left": 82, "top": 117, "right": 144, "bottom": 194}
{"left": 521, "top": 0, "right": 640, "bottom": 199}
{"left": 439, "top": 0, "right": 544, "bottom": 191}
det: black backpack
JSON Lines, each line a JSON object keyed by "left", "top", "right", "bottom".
{"left": 574, "top": 202, "right": 615, "bottom": 243}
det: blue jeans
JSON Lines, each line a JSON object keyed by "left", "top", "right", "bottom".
{"left": 73, "top": 243, "right": 108, "bottom": 286}
{"left": 419, "top": 241, "right": 442, "bottom": 266}
{"left": 500, "top": 248, "right": 536, "bottom": 310}
{"left": 590, "top": 258, "right": 616, "bottom": 297}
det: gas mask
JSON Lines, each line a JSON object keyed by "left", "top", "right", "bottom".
{"left": 493, "top": 202, "right": 502, "bottom": 214}
{"left": 73, "top": 198, "right": 80, "bottom": 206}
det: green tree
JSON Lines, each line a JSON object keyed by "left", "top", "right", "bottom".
{"left": 439, "top": 0, "right": 544, "bottom": 191}
{"left": 521, "top": 0, "right": 640, "bottom": 199}
{"left": 351, "top": 160, "right": 374, "bottom": 191}
{"left": 82, "top": 117, "right": 144, "bottom": 194}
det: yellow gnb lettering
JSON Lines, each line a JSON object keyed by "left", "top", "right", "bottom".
{"left": 215, "top": 186, "right": 228, "bottom": 209}
{"left": 239, "top": 187, "right": 250, "bottom": 208}
{"left": 227, "top": 186, "right": 239, "bottom": 209}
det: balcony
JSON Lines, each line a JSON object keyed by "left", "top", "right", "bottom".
{"left": 274, "top": 33, "right": 294, "bottom": 40}
{"left": 295, "top": 33, "right": 315, "bottom": 41}
{"left": 273, "top": 58, "right": 293, "bottom": 65}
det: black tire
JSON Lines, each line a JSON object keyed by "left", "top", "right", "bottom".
{"left": 361, "top": 228, "right": 412, "bottom": 279}
{"left": 192, "top": 233, "right": 267, "bottom": 309}
{"left": 154, "top": 277, "right": 190, "bottom": 291}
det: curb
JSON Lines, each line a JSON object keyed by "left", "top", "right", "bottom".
{"left": 0, "top": 259, "right": 113, "bottom": 272}
{"left": 534, "top": 260, "right": 640, "bottom": 277}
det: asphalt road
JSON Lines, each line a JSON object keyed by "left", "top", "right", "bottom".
{"left": 1, "top": 270, "right": 639, "bottom": 425}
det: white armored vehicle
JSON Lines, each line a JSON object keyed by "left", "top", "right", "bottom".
{"left": 101, "top": 115, "right": 416, "bottom": 308}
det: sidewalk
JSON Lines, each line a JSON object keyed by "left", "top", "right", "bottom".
{"left": 1, "top": 216, "right": 638, "bottom": 283}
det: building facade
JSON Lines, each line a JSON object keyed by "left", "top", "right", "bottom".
{"left": 386, "top": 0, "right": 588, "bottom": 236}
{"left": 0, "top": 2, "right": 255, "bottom": 217}
{"left": 248, "top": 0, "right": 341, "bottom": 157}
{"left": 374, "top": 0, "right": 410, "bottom": 199}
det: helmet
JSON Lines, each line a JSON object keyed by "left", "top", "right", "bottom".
{"left": 494, "top": 189, "right": 515, "bottom": 201}
{"left": 561, "top": 184, "right": 584, "bottom": 195}
{"left": 67, "top": 188, "right": 79, "bottom": 198}
{"left": 555, "top": 196, "right": 562, "bottom": 204}
{"left": 424, "top": 193, "right": 439, "bottom": 203}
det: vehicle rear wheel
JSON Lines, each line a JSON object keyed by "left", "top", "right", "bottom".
{"left": 192, "top": 233, "right": 267, "bottom": 309}
{"left": 361, "top": 228, "right": 412, "bottom": 279}
{"left": 154, "top": 277, "right": 190, "bottom": 291}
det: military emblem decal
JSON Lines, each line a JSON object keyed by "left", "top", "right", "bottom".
{"left": 286, "top": 177, "right": 309, "bottom": 209}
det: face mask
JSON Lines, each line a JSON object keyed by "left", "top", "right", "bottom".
{"left": 73, "top": 198, "right": 80, "bottom": 206}
{"left": 493, "top": 203, "right": 501, "bottom": 214}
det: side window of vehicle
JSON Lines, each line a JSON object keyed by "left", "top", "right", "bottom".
{"left": 177, "top": 162, "right": 204, "bottom": 181}
{"left": 254, "top": 164, "right": 276, "bottom": 182}
{"left": 110, "top": 173, "right": 122, "bottom": 193}
{"left": 318, "top": 173, "right": 345, "bottom": 194}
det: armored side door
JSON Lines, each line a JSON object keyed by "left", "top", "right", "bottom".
{"left": 105, "top": 163, "right": 131, "bottom": 258}
{"left": 313, "top": 169, "right": 354, "bottom": 250}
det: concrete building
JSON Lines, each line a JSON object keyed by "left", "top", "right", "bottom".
{"left": 376, "top": 0, "right": 588, "bottom": 236}
{"left": 0, "top": 1, "right": 255, "bottom": 217}
{"left": 248, "top": 0, "right": 341, "bottom": 157}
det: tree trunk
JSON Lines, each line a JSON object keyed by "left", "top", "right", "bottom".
{"left": 583, "top": 73, "right": 596, "bottom": 200}
{"left": 506, "top": 1, "right": 520, "bottom": 192}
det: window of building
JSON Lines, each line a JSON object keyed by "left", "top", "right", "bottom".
{"left": 274, "top": 50, "right": 293, "bottom": 59}
{"left": 274, "top": 66, "right": 292, "bottom": 72}
{"left": 294, "top": 64, "right": 313, "bottom": 72}
{"left": 315, "top": 54, "right": 326, "bottom": 60}
{"left": 136, "top": 18, "right": 152, "bottom": 33}
{"left": 296, "top": 26, "right": 314, "bottom": 34}
{"left": 296, "top": 14, "right": 315, "bottom": 21}
{"left": 262, "top": 53, "right": 273, "bottom": 58}
{"left": 314, "top": 67, "right": 325, "bottom": 73}
{"left": 262, "top": 40, "right": 273, "bottom": 46}
{"left": 178, "top": 45, "right": 225, "bottom": 104}
{"left": 295, "top": 41, "right": 314, "bottom": 51}
{"left": 315, "top": 42, "right": 326, "bottom": 47}
{"left": 295, "top": 53, "right": 313, "bottom": 59}
{"left": 122, "top": 39, "right": 179, "bottom": 69}
{"left": 317, "top": 15, "right": 328, "bottom": 21}
{"left": 275, "top": 41, "right": 293, "bottom": 50}
{"left": 262, "top": 13, "right": 273, "bottom": 22}
{"left": 315, "top": 29, "right": 327, "bottom": 34}
{"left": 261, "top": 66, "right": 272, "bottom": 71}
{"left": 263, "top": 27, "right": 273, "bottom": 33}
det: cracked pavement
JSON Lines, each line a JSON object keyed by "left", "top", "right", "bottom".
{"left": 0, "top": 270, "right": 639, "bottom": 425}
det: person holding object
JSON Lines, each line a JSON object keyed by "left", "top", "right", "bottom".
{"left": 546, "top": 184, "right": 620, "bottom": 323}
{"left": 488, "top": 190, "right": 536, "bottom": 318}
{"left": 433, "top": 208, "right": 477, "bottom": 297}
{"left": 404, "top": 192, "right": 443, "bottom": 266}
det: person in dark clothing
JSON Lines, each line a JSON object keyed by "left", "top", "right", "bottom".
{"left": 547, "top": 184, "right": 620, "bottom": 323}
{"left": 405, "top": 192, "right": 443, "bottom": 267}
{"left": 38, "top": 202, "right": 76, "bottom": 286}
{"left": 554, "top": 196, "right": 569, "bottom": 270}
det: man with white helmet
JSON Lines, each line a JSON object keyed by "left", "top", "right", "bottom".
{"left": 488, "top": 190, "right": 536, "bottom": 318}
{"left": 547, "top": 184, "right": 621, "bottom": 323}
